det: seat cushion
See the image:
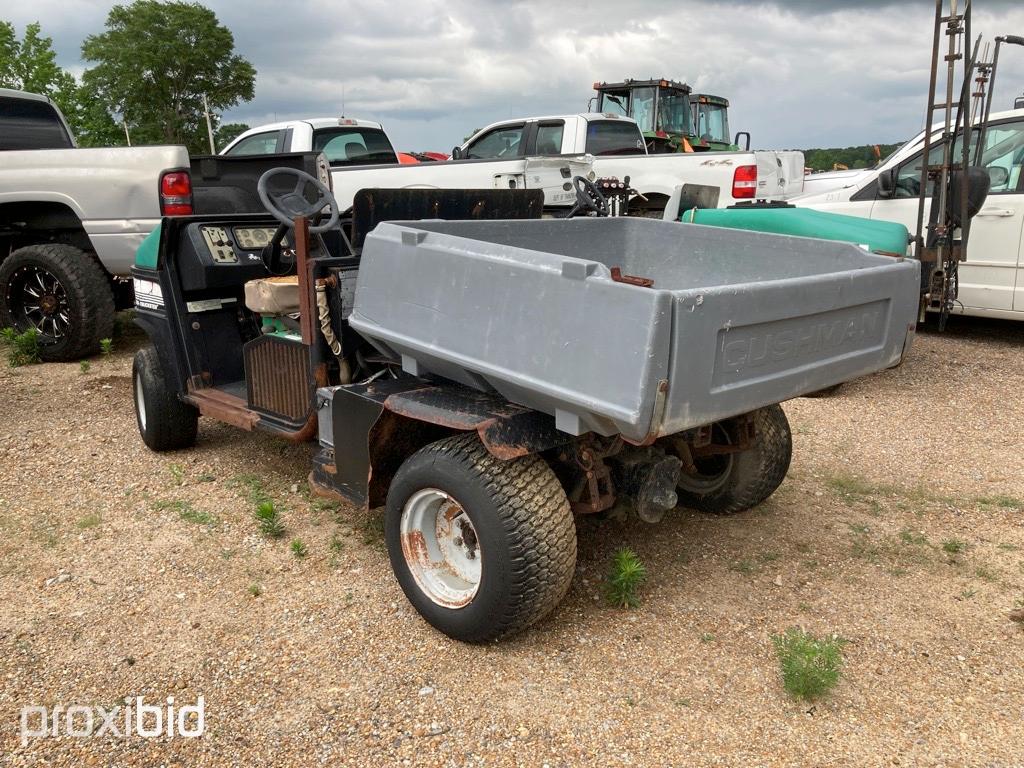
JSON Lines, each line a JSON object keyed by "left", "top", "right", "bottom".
{"left": 244, "top": 276, "right": 300, "bottom": 315}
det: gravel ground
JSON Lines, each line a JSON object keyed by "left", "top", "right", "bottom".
{"left": 1, "top": 315, "right": 1023, "bottom": 767}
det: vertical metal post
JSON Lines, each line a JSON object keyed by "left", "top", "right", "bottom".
{"left": 203, "top": 94, "right": 217, "bottom": 154}
{"left": 915, "top": 0, "right": 944, "bottom": 248}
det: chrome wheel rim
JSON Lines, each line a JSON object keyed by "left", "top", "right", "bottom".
{"left": 6, "top": 265, "right": 71, "bottom": 343}
{"left": 399, "top": 488, "right": 481, "bottom": 608}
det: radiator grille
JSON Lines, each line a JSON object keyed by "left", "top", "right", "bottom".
{"left": 244, "top": 336, "right": 313, "bottom": 424}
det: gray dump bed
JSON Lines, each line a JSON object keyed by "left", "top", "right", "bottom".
{"left": 349, "top": 218, "right": 919, "bottom": 443}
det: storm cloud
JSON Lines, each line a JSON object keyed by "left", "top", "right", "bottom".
{"left": 5, "top": 0, "right": 1024, "bottom": 151}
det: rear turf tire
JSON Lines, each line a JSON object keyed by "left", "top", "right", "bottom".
{"left": 385, "top": 433, "right": 576, "bottom": 643}
{"left": 0, "top": 244, "right": 115, "bottom": 362}
{"left": 133, "top": 346, "right": 198, "bottom": 451}
{"left": 676, "top": 404, "right": 793, "bottom": 515}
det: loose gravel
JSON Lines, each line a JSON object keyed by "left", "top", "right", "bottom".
{"left": 1, "top": 315, "right": 1022, "bottom": 767}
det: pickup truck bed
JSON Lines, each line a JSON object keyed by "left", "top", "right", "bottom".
{"left": 349, "top": 218, "right": 920, "bottom": 443}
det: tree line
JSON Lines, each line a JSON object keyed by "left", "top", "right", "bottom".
{"left": 803, "top": 143, "right": 903, "bottom": 172}
{"left": 1, "top": 1, "right": 252, "bottom": 153}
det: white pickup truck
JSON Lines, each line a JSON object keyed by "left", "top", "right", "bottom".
{"left": 0, "top": 88, "right": 193, "bottom": 360}
{"left": 792, "top": 108, "right": 1024, "bottom": 320}
{"left": 223, "top": 114, "right": 805, "bottom": 215}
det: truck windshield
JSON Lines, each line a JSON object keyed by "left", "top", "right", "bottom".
{"left": 312, "top": 127, "right": 398, "bottom": 166}
{"left": 658, "top": 89, "right": 693, "bottom": 136}
{"left": 585, "top": 120, "right": 645, "bottom": 156}
{"left": 695, "top": 103, "right": 730, "bottom": 144}
{"left": 0, "top": 96, "right": 73, "bottom": 150}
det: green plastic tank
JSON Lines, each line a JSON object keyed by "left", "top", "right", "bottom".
{"left": 679, "top": 206, "right": 910, "bottom": 256}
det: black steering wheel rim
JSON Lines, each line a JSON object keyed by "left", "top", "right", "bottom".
{"left": 572, "top": 175, "right": 609, "bottom": 216}
{"left": 257, "top": 167, "right": 340, "bottom": 234}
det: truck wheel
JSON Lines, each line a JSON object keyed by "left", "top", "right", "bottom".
{"left": 385, "top": 433, "right": 576, "bottom": 642}
{"left": 676, "top": 404, "right": 792, "bottom": 515}
{"left": 0, "top": 244, "right": 115, "bottom": 362}
{"left": 133, "top": 346, "right": 198, "bottom": 451}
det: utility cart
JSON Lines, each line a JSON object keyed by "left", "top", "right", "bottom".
{"left": 131, "top": 169, "right": 920, "bottom": 642}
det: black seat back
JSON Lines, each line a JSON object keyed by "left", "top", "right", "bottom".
{"left": 350, "top": 188, "right": 544, "bottom": 251}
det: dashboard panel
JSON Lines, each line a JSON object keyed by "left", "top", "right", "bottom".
{"left": 179, "top": 221, "right": 290, "bottom": 291}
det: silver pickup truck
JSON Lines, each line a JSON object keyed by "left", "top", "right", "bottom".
{"left": 0, "top": 88, "right": 192, "bottom": 360}
{"left": 0, "top": 89, "right": 331, "bottom": 361}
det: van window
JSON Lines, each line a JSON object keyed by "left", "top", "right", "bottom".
{"left": 585, "top": 120, "right": 645, "bottom": 156}
{"left": 312, "top": 127, "right": 397, "bottom": 166}
{"left": 0, "top": 96, "right": 73, "bottom": 150}
{"left": 894, "top": 120, "right": 1024, "bottom": 197}
{"left": 225, "top": 131, "right": 283, "bottom": 156}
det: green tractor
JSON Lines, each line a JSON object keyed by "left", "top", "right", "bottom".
{"left": 591, "top": 79, "right": 749, "bottom": 153}
{"left": 690, "top": 93, "right": 748, "bottom": 152}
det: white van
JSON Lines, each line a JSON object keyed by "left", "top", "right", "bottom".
{"left": 792, "top": 108, "right": 1024, "bottom": 319}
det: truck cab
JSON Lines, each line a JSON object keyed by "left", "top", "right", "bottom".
{"left": 454, "top": 113, "right": 646, "bottom": 159}
{"left": 222, "top": 117, "right": 399, "bottom": 167}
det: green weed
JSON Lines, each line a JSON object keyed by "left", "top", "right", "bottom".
{"left": 99, "top": 338, "right": 113, "bottom": 356}
{"left": 772, "top": 628, "right": 845, "bottom": 700}
{"left": 1, "top": 327, "right": 41, "bottom": 367}
{"left": 942, "top": 539, "right": 967, "bottom": 555}
{"left": 290, "top": 539, "right": 308, "bottom": 558}
{"left": 255, "top": 501, "right": 284, "bottom": 539}
{"left": 76, "top": 513, "right": 102, "bottom": 529}
{"left": 605, "top": 548, "right": 647, "bottom": 608}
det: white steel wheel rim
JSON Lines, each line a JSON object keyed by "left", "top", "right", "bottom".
{"left": 135, "top": 373, "right": 148, "bottom": 431}
{"left": 399, "top": 488, "right": 482, "bottom": 608}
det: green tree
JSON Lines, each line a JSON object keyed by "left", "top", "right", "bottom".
{"left": 81, "top": 1, "right": 256, "bottom": 153}
{"left": 0, "top": 22, "right": 77, "bottom": 117}
{"left": 215, "top": 122, "right": 249, "bottom": 151}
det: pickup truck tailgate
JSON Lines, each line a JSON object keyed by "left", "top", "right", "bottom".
{"left": 350, "top": 218, "right": 919, "bottom": 443}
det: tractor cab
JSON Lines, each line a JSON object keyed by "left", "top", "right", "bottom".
{"left": 690, "top": 94, "right": 745, "bottom": 152}
{"left": 592, "top": 78, "right": 695, "bottom": 153}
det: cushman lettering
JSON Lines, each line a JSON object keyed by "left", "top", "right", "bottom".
{"left": 723, "top": 311, "right": 882, "bottom": 370}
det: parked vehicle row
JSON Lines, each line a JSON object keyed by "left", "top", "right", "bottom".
{"left": 223, "top": 113, "right": 805, "bottom": 216}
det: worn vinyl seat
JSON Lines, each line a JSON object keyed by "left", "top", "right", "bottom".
{"left": 244, "top": 276, "right": 300, "bottom": 315}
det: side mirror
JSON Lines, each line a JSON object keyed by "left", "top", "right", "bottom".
{"left": 733, "top": 131, "right": 751, "bottom": 151}
{"left": 987, "top": 166, "right": 1009, "bottom": 189}
{"left": 877, "top": 167, "right": 896, "bottom": 198}
{"left": 451, "top": 146, "right": 463, "bottom": 160}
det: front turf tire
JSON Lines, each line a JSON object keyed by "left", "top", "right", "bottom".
{"left": 133, "top": 346, "right": 198, "bottom": 451}
{"left": 676, "top": 404, "right": 793, "bottom": 515}
{"left": 386, "top": 433, "right": 576, "bottom": 643}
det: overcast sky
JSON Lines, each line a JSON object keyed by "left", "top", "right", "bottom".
{"left": 5, "top": 0, "right": 1024, "bottom": 151}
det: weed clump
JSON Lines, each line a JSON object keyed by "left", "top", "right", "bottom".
{"left": 772, "top": 628, "right": 845, "bottom": 700}
{"left": 605, "top": 547, "right": 647, "bottom": 608}
{"left": 1, "top": 327, "right": 41, "bottom": 367}
{"left": 255, "top": 501, "right": 284, "bottom": 539}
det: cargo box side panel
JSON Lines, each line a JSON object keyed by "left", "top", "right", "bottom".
{"left": 350, "top": 223, "right": 674, "bottom": 442}
{"left": 659, "top": 260, "right": 920, "bottom": 434}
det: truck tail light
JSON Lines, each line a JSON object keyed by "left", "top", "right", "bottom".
{"left": 732, "top": 165, "right": 757, "bottom": 199}
{"left": 160, "top": 171, "right": 193, "bottom": 215}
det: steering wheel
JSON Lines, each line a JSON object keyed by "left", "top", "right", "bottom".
{"left": 572, "top": 175, "right": 610, "bottom": 217}
{"left": 257, "top": 167, "right": 340, "bottom": 234}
